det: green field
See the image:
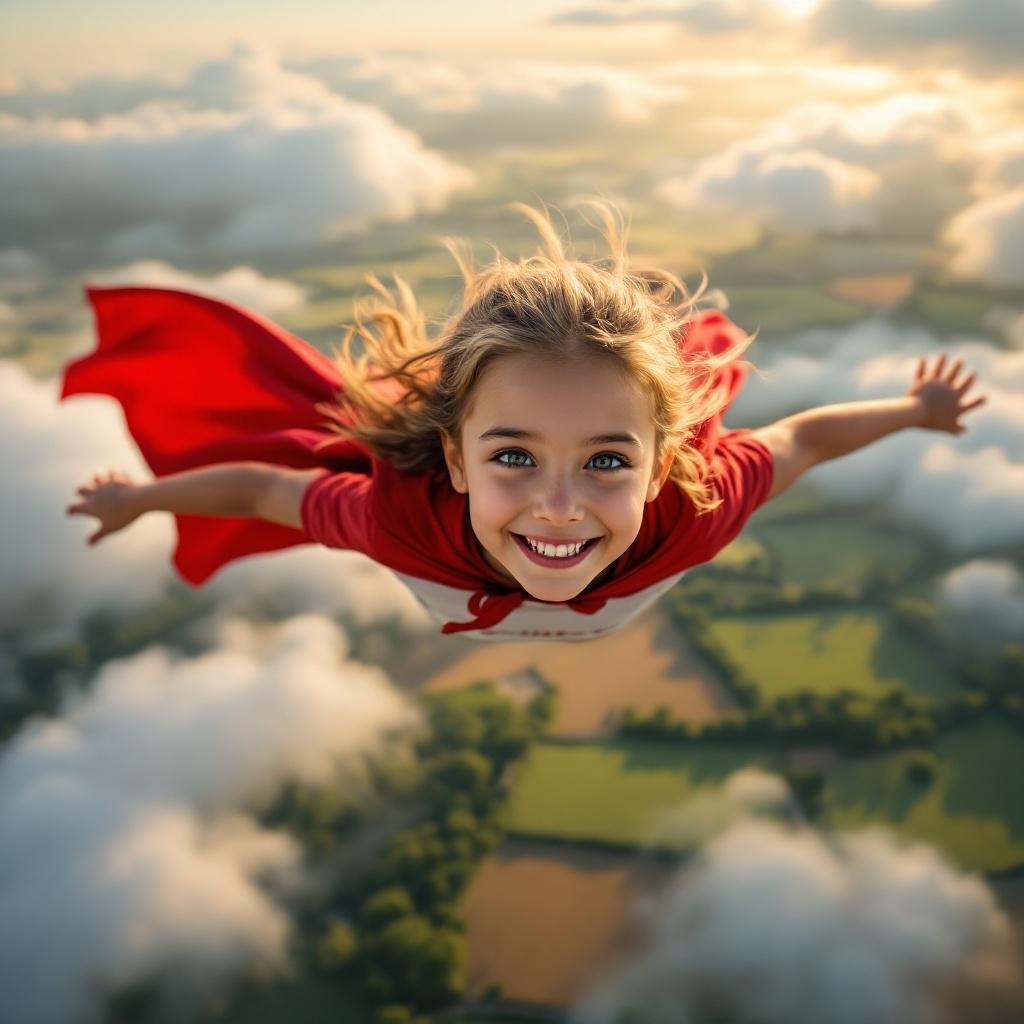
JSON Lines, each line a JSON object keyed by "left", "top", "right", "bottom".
{"left": 905, "top": 288, "right": 1001, "bottom": 336}
{"left": 721, "top": 285, "right": 866, "bottom": 336}
{"left": 705, "top": 608, "right": 961, "bottom": 701}
{"left": 823, "top": 717, "right": 1024, "bottom": 873}
{"left": 750, "top": 516, "right": 925, "bottom": 588}
{"left": 502, "top": 740, "right": 782, "bottom": 850}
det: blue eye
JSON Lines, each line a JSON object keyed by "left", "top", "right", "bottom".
{"left": 491, "top": 449, "right": 630, "bottom": 472}
{"left": 494, "top": 449, "right": 534, "bottom": 469}
{"left": 589, "top": 453, "right": 628, "bottom": 472}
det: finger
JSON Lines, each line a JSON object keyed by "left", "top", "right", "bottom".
{"left": 76, "top": 486, "right": 94, "bottom": 496}
{"left": 962, "top": 396, "right": 987, "bottom": 413}
{"left": 914, "top": 356, "right": 926, "bottom": 382}
{"left": 955, "top": 371, "right": 976, "bottom": 397}
{"left": 88, "top": 529, "right": 107, "bottom": 546}
{"left": 945, "top": 357, "right": 963, "bottom": 383}
{"left": 933, "top": 353, "right": 946, "bottom": 378}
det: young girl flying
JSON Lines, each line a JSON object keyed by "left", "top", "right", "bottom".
{"left": 63, "top": 201, "right": 986, "bottom": 641}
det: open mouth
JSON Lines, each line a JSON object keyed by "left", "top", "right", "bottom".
{"left": 512, "top": 533, "right": 600, "bottom": 568}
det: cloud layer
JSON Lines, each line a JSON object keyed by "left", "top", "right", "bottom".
{"left": 728, "top": 318, "right": 1024, "bottom": 553}
{"left": 0, "top": 613, "right": 423, "bottom": 1024}
{"left": 2, "top": 358, "right": 431, "bottom": 652}
{"left": 0, "top": 41, "right": 474, "bottom": 262}
{"left": 656, "top": 93, "right": 980, "bottom": 239}
{"left": 82, "top": 260, "right": 311, "bottom": 315}
{"left": 573, "top": 816, "right": 1019, "bottom": 1024}
{"left": 298, "top": 53, "right": 690, "bottom": 148}
{"left": 810, "top": 0, "right": 1024, "bottom": 74}
{"left": 937, "top": 559, "right": 1024, "bottom": 656}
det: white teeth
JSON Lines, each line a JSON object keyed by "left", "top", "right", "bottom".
{"left": 525, "top": 537, "right": 585, "bottom": 558}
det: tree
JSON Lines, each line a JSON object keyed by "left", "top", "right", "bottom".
{"left": 905, "top": 751, "right": 938, "bottom": 785}
{"left": 361, "top": 886, "right": 417, "bottom": 930}
{"left": 315, "top": 919, "right": 358, "bottom": 972}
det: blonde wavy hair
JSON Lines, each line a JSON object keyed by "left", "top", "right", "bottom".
{"left": 314, "top": 199, "right": 758, "bottom": 514}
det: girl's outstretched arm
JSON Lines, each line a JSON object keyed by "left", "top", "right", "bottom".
{"left": 750, "top": 353, "right": 987, "bottom": 501}
{"left": 66, "top": 463, "right": 322, "bottom": 545}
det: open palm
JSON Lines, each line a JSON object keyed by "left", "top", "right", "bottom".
{"left": 907, "top": 353, "right": 986, "bottom": 436}
{"left": 66, "top": 470, "right": 141, "bottom": 546}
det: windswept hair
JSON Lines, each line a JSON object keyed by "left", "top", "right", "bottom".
{"left": 314, "top": 198, "right": 758, "bottom": 514}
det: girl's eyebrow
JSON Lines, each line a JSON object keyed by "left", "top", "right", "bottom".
{"left": 478, "top": 426, "right": 642, "bottom": 448}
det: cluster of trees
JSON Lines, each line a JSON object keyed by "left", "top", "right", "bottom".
{"left": 619, "top": 686, "right": 993, "bottom": 755}
{"left": 315, "top": 682, "right": 555, "bottom": 1024}
{"left": 675, "top": 564, "right": 913, "bottom": 616}
{"left": 5, "top": 590, "right": 210, "bottom": 737}
{"left": 671, "top": 576, "right": 860, "bottom": 617}
{"left": 960, "top": 644, "right": 1024, "bottom": 728}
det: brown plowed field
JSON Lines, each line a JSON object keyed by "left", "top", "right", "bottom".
{"left": 416, "top": 605, "right": 734, "bottom": 738}
{"left": 459, "top": 838, "right": 676, "bottom": 1006}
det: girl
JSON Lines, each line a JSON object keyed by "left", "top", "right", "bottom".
{"left": 63, "top": 201, "right": 986, "bottom": 641}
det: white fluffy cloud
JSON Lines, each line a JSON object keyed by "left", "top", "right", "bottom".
{"left": 299, "top": 54, "right": 690, "bottom": 147}
{"left": 937, "top": 559, "right": 1024, "bottom": 654}
{"left": 941, "top": 187, "right": 1024, "bottom": 288}
{"left": 573, "top": 818, "right": 1018, "bottom": 1024}
{"left": 82, "top": 260, "right": 311, "bottom": 316}
{"left": 1, "top": 359, "right": 431, "bottom": 649}
{"left": 0, "top": 41, "right": 475, "bottom": 262}
{"left": 656, "top": 93, "right": 980, "bottom": 236}
{"left": 3, "top": 360, "right": 173, "bottom": 636}
{"left": 645, "top": 767, "right": 796, "bottom": 849}
{"left": 728, "top": 318, "right": 1024, "bottom": 553}
{"left": 0, "top": 613, "right": 423, "bottom": 1024}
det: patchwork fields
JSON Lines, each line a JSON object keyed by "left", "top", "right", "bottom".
{"left": 704, "top": 607, "right": 962, "bottom": 701}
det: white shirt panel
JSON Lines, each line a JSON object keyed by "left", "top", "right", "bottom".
{"left": 391, "top": 571, "right": 687, "bottom": 641}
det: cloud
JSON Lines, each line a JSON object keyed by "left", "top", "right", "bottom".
{"left": 2, "top": 359, "right": 432, "bottom": 650}
{"left": 645, "top": 768, "right": 795, "bottom": 849}
{"left": 0, "top": 613, "right": 422, "bottom": 1024}
{"left": 82, "top": 260, "right": 311, "bottom": 316}
{"left": 550, "top": 0, "right": 797, "bottom": 34}
{"left": 0, "top": 70, "right": 182, "bottom": 121}
{"left": 940, "top": 187, "right": 1024, "bottom": 288}
{"left": 0, "top": 41, "right": 475, "bottom": 262}
{"left": 3, "top": 359, "right": 174, "bottom": 640}
{"left": 727, "top": 319, "right": 1024, "bottom": 553}
{"left": 661, "top": 145, "right": 880, "bottom": 232}
{"left": 297, "top": 53, "right": 690, "bottom": 148}
{"left": 0, "top": 247, "right": 45, "bottom": 297}
{"left": 572, "top": 819, "right": 1019, "bottom": 1024}
{"left": 655, "top": 93, "right": 980, "bottom": 236}
{"left": 201, "top": 546, "right": 434, "bottom": 635}
{"left": 809, "top": 0, "right": 1024, "bottom": 75}
{"left": 936, "top": 559, "right": 1024, "bottom": 655}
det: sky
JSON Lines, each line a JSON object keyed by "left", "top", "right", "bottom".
{"left": 1, "top": 0, "right": 672, "bottom": 81}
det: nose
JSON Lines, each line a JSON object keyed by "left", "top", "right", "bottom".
{"left": 531, "top": 470, "right": 584, "bottom": 524}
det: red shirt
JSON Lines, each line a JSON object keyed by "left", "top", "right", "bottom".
{"left": 61, "top": 286, "right": 773, "bottom": 639}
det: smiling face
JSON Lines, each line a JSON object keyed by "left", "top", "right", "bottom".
{"left": 441, "top": 350, "right": 673, "bottom": 602}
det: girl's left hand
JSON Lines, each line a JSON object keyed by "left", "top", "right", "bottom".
{"left": 907, "top": 353, "right": 987, "bottom": 435}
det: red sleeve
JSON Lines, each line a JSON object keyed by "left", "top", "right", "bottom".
{"left": 300, "top": 469, "right": 377, "bottom": 554}
{"left": 690, "top": 429, "right": 774, "bottom": 555}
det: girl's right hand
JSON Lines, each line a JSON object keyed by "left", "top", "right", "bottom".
{"left": 66, "top": 470, "right": 143, "bottom": 546}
